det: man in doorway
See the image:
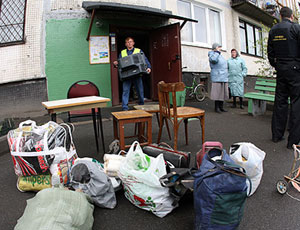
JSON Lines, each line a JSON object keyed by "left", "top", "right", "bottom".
{"left": 113, "top": 37, "right": 151, "bottom": 111}
{"left": 267, "top": 7, "right": 300, "bottom": 149}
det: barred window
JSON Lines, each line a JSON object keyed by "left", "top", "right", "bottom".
{"left": 0, "top": 0, "right": 27, "bottom": 47}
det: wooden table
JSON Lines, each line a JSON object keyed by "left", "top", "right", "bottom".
{"left": 42, "top": 96, "right": 110, "bottom": 153}
{"left": 111, "top": 110, "right": 152, "bottom": 150}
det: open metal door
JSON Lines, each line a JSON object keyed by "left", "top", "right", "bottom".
{"left": 150, "top": 23, "right": 182, "bottom": 100}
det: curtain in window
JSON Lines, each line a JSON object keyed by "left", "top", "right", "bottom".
{"left": 177, "top": 0, "right": 193, "bottom": 42}
{"left": 246, "top": 24, "right": 255, "bottom": 55}
{"left": 194, "top": 5, "right": 207, "bottom": 43}
{"left": 209, "top": 9, "right": 222, "bottom": 45}
{"left": 255, "top": 28, "right": 262, "bottom": 56}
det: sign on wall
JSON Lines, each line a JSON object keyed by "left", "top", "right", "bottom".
{"left": 89, "top": 36, "right": 110, "bottom": 64}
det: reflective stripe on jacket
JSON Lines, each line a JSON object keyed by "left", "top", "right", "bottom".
{"left": 121, "top": 48, "right": 141, "bottom": 57}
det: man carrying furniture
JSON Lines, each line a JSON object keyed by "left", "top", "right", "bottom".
{"left": 113, "top": 37, "right": 151, "bottom": 111}
{"left": 267, "top": 7, "right": 300, "bottom": 149}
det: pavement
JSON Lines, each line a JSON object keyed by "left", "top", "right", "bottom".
{"left": 0, "top": 99, "right": 299, "bottom": 230}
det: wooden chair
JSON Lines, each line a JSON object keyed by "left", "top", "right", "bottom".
{"left": 157, "top": 81, "right": 205, "bottom": 150}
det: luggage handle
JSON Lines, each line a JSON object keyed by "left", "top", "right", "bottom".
{"left": 148, "top": 144, "right": 189, "bottom": 160}
{"left": 158, "top": 142, "right": 173, "bottom": 149}
{"left": 205, "top": 148, "right": 252, "bottom": 196}
{"left": 160, "top": 168, "right": 197, "bottom": 188}
{"left": 18, "top": 120, "right": 37, "bottom": 129}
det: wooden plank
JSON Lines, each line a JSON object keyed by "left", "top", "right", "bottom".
{"left": 47, "top": 102, "right": 108, "bottom": 114}
{"left": 133, "top": 104, "right": 160, "bottom": 113}
{"left": 244, "top": 92, "right": 275, "bottom": 101}
{"left": 256, "top": 81, "right": 276, "bottom": 87}
{"left": 111, "top": 110, "right": 152, "bottom": 120}
{"left": 255, "top": 85, "right": 276, "bottom": 92}
{"left": 42, "top": 96, "right": 110, "bottom": 109}
{"left": 256, "top": 78, "right": 276, "bottom": 83}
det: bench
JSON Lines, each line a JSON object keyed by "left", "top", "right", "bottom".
{"left": 244, "top": 78, "right": 276, "bottom": 116}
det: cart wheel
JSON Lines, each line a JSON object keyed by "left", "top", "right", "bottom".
{"left": 276, "top": 180, "right": 288, "bottom": 194}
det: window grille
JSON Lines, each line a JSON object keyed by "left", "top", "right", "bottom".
{"left": 0, "top": 0, "right": 27, "bottom": 47}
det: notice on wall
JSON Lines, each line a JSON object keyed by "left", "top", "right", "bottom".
{"left": 89, "top": 36, "right": 110, "bottom": 64}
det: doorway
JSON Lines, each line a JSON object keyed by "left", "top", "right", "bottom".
{"left": 109, "top": 23, "right": 182, "bottom": 106}
{"left": 115, "top": 28, "right": 152, "bottom": 105}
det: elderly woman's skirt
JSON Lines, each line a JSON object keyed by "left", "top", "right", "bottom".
{"left": 210, "top": 82, "right": 229, "bottom": 101}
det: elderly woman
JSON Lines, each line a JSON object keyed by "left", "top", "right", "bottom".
{"left": 208, "top": 43, "right": 229, "bottom": 113}
{"left": 228, "top": 49, "right": 247, "bottom": 109}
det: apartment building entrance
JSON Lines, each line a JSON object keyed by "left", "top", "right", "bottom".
{"left": 110, "top": 23, "right": 182, "bottom": 105}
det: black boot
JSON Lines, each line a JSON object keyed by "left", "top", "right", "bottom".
{"left": 231, "top": 97, "right": 237, "bottom": 108}
{"left": 239, "top": 97, "right": 244, "bottom": 109}
{"left": 215, "top": 101, "right": 221, "bottom": 113}
{"left": 219, "top": 101, "right": 228, "bottom": 112}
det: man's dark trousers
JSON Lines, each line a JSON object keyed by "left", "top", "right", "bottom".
{"left": 272, "top": 60, "right": 300, "bottom": 147}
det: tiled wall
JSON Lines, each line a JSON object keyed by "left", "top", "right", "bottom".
{"left": 0, "top": 0, "right": 43, "bottom": 84}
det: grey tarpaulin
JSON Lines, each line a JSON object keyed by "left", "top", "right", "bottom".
{"left": 70, "top": 158, "right": 117, "bottom": 209}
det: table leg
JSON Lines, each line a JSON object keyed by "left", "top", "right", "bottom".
{"left": 138, "top": 122, "right": 143, "bottom": 142}
{"left": 147, "top": 118, "right": 152, "bottom": 144}
{"left": 119, "top": 121, "right": 125, "bottom": 150}
{"left": 113, "top": 117, "right": 118, "bottom": 140}
{"left": 200, "top": 115, "right": 205, "bottom": 144}
{"left": 92, "top": 108, "right": 99, "bottom": 153}
{"left": 97, "top": 108, "right": 105, "bottom": 153}
{"left": 51, "top": 113, "right": 57, "bottom": 122}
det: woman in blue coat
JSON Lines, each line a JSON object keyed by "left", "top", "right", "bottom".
{"left": 208, "top": 43, "right": 229, "bottom": 113}
{"left": 227, "top": 49, "right": 248, "bottom": 109}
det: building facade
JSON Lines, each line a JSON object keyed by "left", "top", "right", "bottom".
{"left": 0, "top": 0, "right": 298, "bottom": 117}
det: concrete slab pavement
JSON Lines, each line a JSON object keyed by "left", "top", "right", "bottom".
{"left": 0, "top": 99, "right": 299, "bottom": 230}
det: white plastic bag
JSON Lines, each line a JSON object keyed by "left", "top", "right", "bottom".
{"left": 118, "top": 141, "right": 176, "bottom": 218}
{"left": 49, "top": 124, "right": 78, "bottom": 186}
{"left": 7, "top": 120, "right": 67, "bottom": 177}
{"left": 229, "top": 142, "right": 266, "bottom": 196}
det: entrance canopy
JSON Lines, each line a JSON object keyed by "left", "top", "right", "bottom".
{"left": 82, "top": 1, "right": 197, "bottom": 41}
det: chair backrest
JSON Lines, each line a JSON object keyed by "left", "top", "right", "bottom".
{"left": 67, "top": 80, "right": 99, "bottom": 99}
{"left": 157, "top": 81, "right": 185, "bottom": 119}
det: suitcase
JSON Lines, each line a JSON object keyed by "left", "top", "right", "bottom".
{"left": 143, "top": 143, "right": 196, "bottom": 168}
{"left": 196, "top": 141, "right": 223, "bottom": 168}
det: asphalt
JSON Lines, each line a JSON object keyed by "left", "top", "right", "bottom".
{"left": 1, "top": 99, "right": 299, "bottom": 230}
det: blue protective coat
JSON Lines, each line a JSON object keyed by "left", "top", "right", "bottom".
{"left": 208, "top": 51, "right": 228, "bottom": 83}
{"left": 227, "top": 57, "right": 247, "bottom": 97}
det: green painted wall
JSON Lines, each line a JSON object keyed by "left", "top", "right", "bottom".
{"left": 46, "top": 18, "right": 112, "bottom": 106}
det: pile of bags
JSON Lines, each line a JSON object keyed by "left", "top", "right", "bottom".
{"left": 7, "top": 120, "right": 77, "bottom": 191}
{"left": 8, "top": 120, "right": 267, "bottom": 229}
{"left": 7, "top": 120, "right": 117, "bottom": 208}
{"left": 9, "top": 120, "right": 118, "bottom": 229}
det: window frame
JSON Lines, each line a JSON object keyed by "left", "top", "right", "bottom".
{"left": 239, "top": 19, "right": 263, "bottom": 57}
{"left": 177, "top": 0, "right": 226, "bottom": 49}
{"left": 0, "top": 0, "right": 27, "bottom": 47}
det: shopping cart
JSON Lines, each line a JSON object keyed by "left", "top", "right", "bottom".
{"left": 276, "top": 145, "right": 300, "bottom": 194}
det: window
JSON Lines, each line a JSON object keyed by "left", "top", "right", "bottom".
{"left": 177, "top": 0, "right": 223, "bottom": 47}
{"left": 0, "top": 0, "right": 27, "bottom": 47}
{"left": 239, "top": 20, "right": 262, "bottom": 57}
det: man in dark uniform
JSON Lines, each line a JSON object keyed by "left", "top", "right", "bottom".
{"left": 267, "top": 7, "right": 300, "bottom": 149}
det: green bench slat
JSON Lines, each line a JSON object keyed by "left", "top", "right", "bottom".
{"left": 255, "top": 81, "right": 276, "bottom": 87}
{"left": 244, "top": 92, "right": 275, "bottom": 101}
{"left": 254, "top": 85, "right": 276, "bottom": 92}
{"left": 256, "top": 78, "right": 276, "bottom": 83}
